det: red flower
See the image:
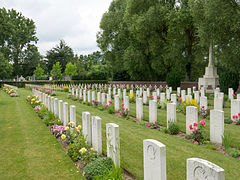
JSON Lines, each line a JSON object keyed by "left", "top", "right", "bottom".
{"left": 200, "top": 120, "right": 206, "bottom": 125}
{"left": 193, "top": 127, "right": 198, "bottom": 131}
{"left": 193, "top": 123, "right": 198, "bottom": 127}
{"left": 109, "top": 101, "right": 112, "bottom": 104}
{"left": 233, "top": 94, "right": 235, "bottom": 97}
{"left": 157, "top": 96, "right": 160, "bottom": 99}
{"left": 121, "top": 103, "right": 124, "bottom": 106}
{"left": 120, "top": 111, "right": 123, "bottom": 114}
{"left": 171, "top": 101, "right": 173, "bottom": 103}
{"left": 194, "top": 141, "right": 199, "bottom": 145}
{"left": 147, "top": 124, "right": 151, "bottom": 128}
{"left": 222, "top": 97, "right": 224, "bottom": 100}
{"left": 189, "top": 125, "right": 193, "bottom": 130}
{"left": 121, "top": 107, "right": 124, "bottom": 110}
{"left": 179, "top": 98, "right": 182, "bottom": 101}
{"left": 238, "top": 112, "right": 240, "bottom": 116}
{"left": 92, "top": 100, "right": 95, "bottom": 102}
{"left": 201, "top": 105, "right": 205, "bottom": 109}
{"left": 151, "top": 95, "right": 153, "bottom": 98}
{"left": 106, "top": 104, "right": 109, "bottom": 107}
{"left": 126, "top": 108, "right": 128, "bottom": 111}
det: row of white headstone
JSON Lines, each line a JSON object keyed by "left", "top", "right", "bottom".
{"left": 144, "top": 139, "right": 225, "bottom": 180}
{"left": 32, "top": 89, "right": 121, "bottom": 169}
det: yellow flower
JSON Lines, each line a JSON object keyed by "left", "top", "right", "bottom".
{"left": 90, "top": 148, "right": 94, "bottom": 151}
{"left": 65, "top": 127, "right": 69, "bottom": 131}
{"left": 68, "top": 122, "right": 75, "bottom": 126}
{"left": 61, "top": 134, "right": 66, "bottom": 139}
{"left": 76, "top": 125, "right": 82, "bottom": 130}
{"left": 36, "top": 101, "right": 39, "bottom": 104}
{"left": 27, "top": 96, "right": 30, "bottom": 98}
{"left": 31, "top": 99, "right": 36, "bottom": 101}
{"left": 31, "top": 102, "right": 33, "bottom": 104}
{"left": 79, "top": 147, "right": 87, "bottom": 154}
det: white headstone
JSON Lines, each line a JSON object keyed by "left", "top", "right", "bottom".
{"left": 143, "top": 139, "right": 166, "bottom": 180}
{"left": 88, "top": 90, "right": 91, "bottom": 102}
{"left": 124, "top": 96, "right": 129, "bottom": 111}
{"left": 170, "top": 94, "right": 177, "bottom": 104}
{"left": 97, "top": 92, "right": 101, "bottom": 104}
{"left": 70, "top": 105, "right": 76, "bottom": 126}
{"left": 231, "top": 99, "right": 240, "bottom": 121}
{"left": 160, "top": 93, "right": 165, "bottom": 102}
{"left": 187, "top": 158, "right": 225, "bottom": 180}
{"left": 102, "top": 93, "right": 106, "bottom": 105}
{"left": 83, "top": 90, "right": 86, "bottom": 102}
{"left": 143, "top": 91, "right": 148, "bottom": 104}
{"left": 114, "top": 95, "right": 119, "bottom": 112}
{"left": 92, "top": 116, "right": 102, "bottom": 154}
{"left": 200, "top": 96, "right": 208, "bottom": 110}
{"left": 187, "top": 88, "right": 191, "bottom": 95}
{"left": 181, "top": 90, "right": 186, "bottom": 102}
{"left": 136, "top": 98, "right": 143, "bottom": 121}
{"left": 82, "top": 112, "right": 91, "bottom": 144}
{"left": 186, "top": 106, "right": 198, "bottom": 135}
{"left": 214, "top": 98, "right": 223, "bottom": 111}
{"left": 194, "top": 91, "right": 200, "bottom": 104}
{"left": 58, "top": 100, "right": 63, "bottom": 122}
{"left": 106, "top": 123, "right": 120, "bottom": 168}
{"left": 177, "top": 87, "right": 181, "bottom": 97}
{"left": 54, "top": 98, "right": 58, "bottom": 117}
{"left": 63, "top": 102, "right": 68, "bottom": 126}
{"left": 153, "top": 92, "right": 157, "bottom": 101}
{"left": 149, "top": 100, "right": 157, "bottom": 124}
{"left": 167, "top": 103, "right": 176, "bottom": 128}
{"left": 210, "top": 109, "right": 224, "bottom": 144}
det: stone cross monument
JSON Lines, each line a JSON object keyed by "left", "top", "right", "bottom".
{"left": 198, "top": 42, "right": 219, "bottom": 92}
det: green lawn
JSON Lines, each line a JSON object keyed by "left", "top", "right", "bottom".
{"left": 0, "top": 90, "right": 83, "bottom": 180}
{"left": 38, "top": 89, "right": 240, "bottom": 180}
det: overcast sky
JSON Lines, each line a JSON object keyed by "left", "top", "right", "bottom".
{"left": 1, "top": 0, "right": 112, "bottom": 55}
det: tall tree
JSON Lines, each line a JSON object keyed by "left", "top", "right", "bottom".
{"left": 51, "top": 62, "right": 62, "bottom": 80}
{"left": 34, "top": 63, "right": 44, "bottom": 79}
{"left": 0, "top": 8, "right": 38, "bottom": 76}
{"left": 46, "top": 40, "right": 74, "bottom": 73}
{"left": 64, "top": 62, "right": 77, "bottom": 78}
{"left": 0, "top": 53, "right": 13, "bottom": 80}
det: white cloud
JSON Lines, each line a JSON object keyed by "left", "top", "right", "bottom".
{"left": 0, "top": 0, "right": 112, "bottom": 55}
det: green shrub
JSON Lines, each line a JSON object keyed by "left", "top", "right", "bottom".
{"left": 43, "top": 112, "right": 62, "bottom": 126}
{"left": 219, "top": 70, "right": 239, "bottom": 94}
{"left": 168, "top": 122, "right": 180, "bottom": 135}
{"left": 37, "top": 106, "right": 48, "bottom": 119}
{"left": 185, "top": 135, "right": 193, "bottom": 139}
{"left": 63, "top": 86, "right": 69, "bottom": 92}
{"left": 94, "top": 165, "right": 123, "bottom": 180}
{"left": 166, "top": 71, "right": 183, "bottom": 90}
{"left": 162, "top": 128, "right": 168, "bottom": 134}
{"left": 227, "top": 148, "right": 239, "bottom": 158}
{"left": 107, "top": 107, "right": 114, "bottom": 114}
{"left": 224, "top": 118, "right": 232, "bottom": 124}
{"left": 84, "top": 157, "right": 113, "bottom": 180}
{"left": 67, "top": 134, "right": 98, "bottom": 162}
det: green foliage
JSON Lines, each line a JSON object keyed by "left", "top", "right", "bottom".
{"left": 43, "top": 112, "right": 62, "bottom": 126}
{"left": 37, "top": 106, "right": 48, "bottom": 119}
{"left": 63, "top": 86, "right": 69, "bottom": 92}
{"left": 227, "top": 148, "right": 239, "bottom": 158}
{"left": 107, "top": 106, "right": 114, "bottom": 114}
{"left": 51, "top": 62, "right": 62, "bottom": 80}
{"left": 157, "top": 100, "right": 167, "bottom": 110}
{"left": 84, "top": 157, "right": 113, "bottom": 180}
{"left": 166, "top": 71, "right": 183, "bottom": 90}
{"left": 224, "top": 118, "right": 233, "bottom": 124}
{"left": 162, "top": 128, "right": 169, "bottom": 134}
{"left": 0, "top": 8, "right": 39, "bottom": 76}
{"left": 64, "top": 62, "right": 77, "bottom": 78}
{"left": 34, "top": 64, "right": 45, "bottom": 79}
{"left": 94, "top": 165, "right": 123, "bottom": 180}
{"left": 0, "top": 53, "right": 13, "bottom": 79}
{"left": 86, "top": 65, "right": 109, "bottom": 80}
{"left": 168, "top": 122, "right": 180, "bottom": 135}
{"left": 223, "top": 132, "right": 233, "bottom": 150}
{"left": 219, "top": 70, "right": 239, "bottom": 95}
{"left": 46, "top": 40, "right": 74, "bottom": 73}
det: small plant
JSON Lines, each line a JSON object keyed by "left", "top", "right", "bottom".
{"left": 182, "top": 97, "right": 199, "bottom": 114}
{"left": 224, "top": 118, "right": 233, "bottom": 124}
{"left": 139, "top": 121, "right": 145, "bottom": 126}
{"left": 92, "top": 100, "right": 99, "bottom": 107}
{"left": 199, "top": 105, "right": 207, "bottom": 118}
{"left": 232, "top": 113, "right": 240, "bottom": 125}
{"left": 227, "top": 148, "right": 239, "bottom": 158}
{"left": 185, "top": 134, "right": 193, "bottom": 140}
{"left": 129, "top": 93, "right": 136, "bottom": 103}
{"left": 94, "top": 164, "right": 123, "bottom": 180}
{"left": 157, "top": 100, "right": 167, "bottom": 110}
{"left": 119, "top": 103, "right": 128, "bottom": 118}
{"left": 189, "top": 120, "right": 206, "bottom": 144}
{"left": 162, "top": 128, "right": 168, "bottom": 134}
{"left": 223, "top": 132, "right": 233, "bottom": 150}
{"left": 63, "top": 86, "right": 69, "bottom": 92}
{"left": 168, "top": 122, "right": 180, "bottom": 135}
{"left": 84, "top": 157, "right": 113, "bottom": 180}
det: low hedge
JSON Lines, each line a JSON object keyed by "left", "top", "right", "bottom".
{"left": 0, "top": 80, "right": 108, "bottom": 88}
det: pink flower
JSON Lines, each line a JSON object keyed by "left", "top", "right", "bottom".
{"left": 232, "top": 115, "right": 235, "bottom": 119}
{"left": 147, "top": 124, "right": 151, "bottom": 128}
{"left": 126, "top": 108, "right": 128, "bottom": 111}
{"left": 193, "top": 123, "right": 198, "bottom": 127}
{"left": 233, "top": 94, "right": 235, "bottom": 97}
{"left": 104, "top": 89, "right": 106, "bottom": 91}
{"left": 189, "top": 125, "right": 193, "bottom": 130}
{"left": 134, "top": 99, "right": 136, "bottom": 102}
{"left": 151, "top": 95, "right": 153, "bottom": 98}
{"left": 222, "top": 97, "right": 224, "bottom": 100}
{"left": 200, "top": 120, "right": 206, "bottom": 125}
{"left": 201, "top": 105, "right": 205, "bottom": 109}
{"left": 121, "top": 107, "right": 124, "bottom": 110}
{"left": 121, "top": 103, "right": 124, "bottom": 106}
{"left": 109, "top": 101, "right": 112, "bottom": 104}
{"left": 194, "top": 141, "right": 199, "bottom": 145}
{"left": 120, "top": 111, "right": 123, "bottom": 114}
{"left": 92, "top": 100, "right": 95, "bottom": 102}
{"left": 171, "top": 101, "right": 173, "bottom": 103}
{"left": 137, "top": 94, "right": 138, "bottom": 97}
{"left": 157, "top": 96, "right": 160, "bottom": 99}
{"left": 179, "top": 98, "right": 182, "bottom": 101}
{"left": 193, "top": 127, "right": 198, "bottom": 131}
{"left": 238, "top": 112, "right": 240, "bottom": 116}
{"left": 106, "top": 104, "right": 109, "bottom": 107}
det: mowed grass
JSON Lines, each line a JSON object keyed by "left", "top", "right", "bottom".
{"left": 0, "top": 90, "right": 83, "bottom": 180}
{"left": 33, "top": 89, "right": 240, "bottom": 180}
